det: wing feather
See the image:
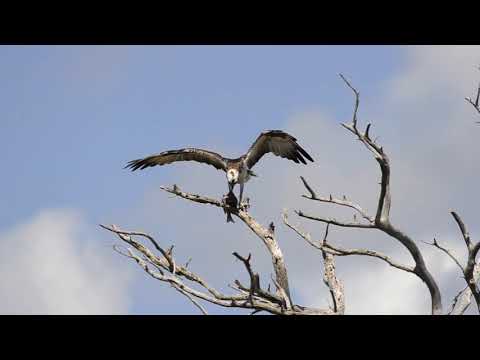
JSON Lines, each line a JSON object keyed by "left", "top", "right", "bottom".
{"left": 244, "top": 130, "right": 314, "bottom": 169}
{"left": 125, "top": 148, "right": 228, "bottom": 172}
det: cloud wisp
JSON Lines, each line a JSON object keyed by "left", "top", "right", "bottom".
{"left": 0, "top": 209, "right": 132, "bottom": 314}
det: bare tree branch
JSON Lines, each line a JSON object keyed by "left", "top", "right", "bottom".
{"left": 283, "top": 211, "right": 415, "bottom": 274}
{"left": 281, "top": 211, "right": 345, "bottom": 312}
{"left": 421, "top": 212, "right": 480, "bottom": 315}
{"left": 172, "top": 284, "right": 209, "bottom": 315}
{"left": 293, "top": 74, "right": 443, "bottom": 314}
{"left": 339, "top": 73, "right": 360, "bottom": 128}
{"left": 102, "top": 207, "right": 335, "bottom": 315}
{"left": 232, "top": 252, "right": 261, "bottom": 307}
{"left": 465, "top": 65, "right": 480, "bottom": 120}
{"left": 300, "top": 176, "right": 374, "bottom": 223}
{"left": 450, "top": 212, "right": 480, "bottom": 313}
{"left": 320, "top": 224, "right": 345, "bottom": 314}
{"left": 450, "top": 266, "right": 480, "bottom": 315}
{"left": 422, "top": 238, "right": 465, "bottom": 273}
{"left": 323, "top": 244, "right": 416, "bottom": 274}
{"left": 102, "top": 224, "right": 247, "bottom": 301}
{"left": 160, "top": 184, "right": 292, "bottom": 304}
{"left": 295, "top": 210, "right": 374, "bottom": 229}
{"left": 451, "top": 211, "right": 472, "bottom": 250}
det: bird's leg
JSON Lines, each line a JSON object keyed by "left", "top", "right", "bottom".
{"left": 239, "top": 183, "right": 244, "bottom": 209}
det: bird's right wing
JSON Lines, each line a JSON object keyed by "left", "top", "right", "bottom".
{"left": 125, "top": 148, "right": 228, "bottom": 172}
{"left": 244, "top": 130, "right": 314, "bottom": 169}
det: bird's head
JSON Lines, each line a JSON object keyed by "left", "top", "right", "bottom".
{"left": 226, "top": 168, "right": 239, "bottom": 185}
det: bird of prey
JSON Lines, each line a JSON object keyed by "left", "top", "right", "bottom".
{"left": 126, "top": 130, "right": 314, "bottom": 206}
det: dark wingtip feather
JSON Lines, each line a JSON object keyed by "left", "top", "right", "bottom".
{"left": 295, "top": 144, "right": 314, "bottom": 163}
{"left": 297, "top": 154, "right": 307, "bottom": 165}
{"left": 125, "top": 159, "right": 142, "bottom": 171}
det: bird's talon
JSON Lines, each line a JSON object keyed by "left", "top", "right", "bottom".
{"left": 239, "top": 198, "right": 251, "bottom": 211}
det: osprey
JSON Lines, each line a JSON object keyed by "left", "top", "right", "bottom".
{"left": 126, "top": 130, "right": 314, "bottom": 206}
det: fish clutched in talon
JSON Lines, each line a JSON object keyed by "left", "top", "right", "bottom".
{"left": 222, "top": 191, "right": 238, "bottom": 223}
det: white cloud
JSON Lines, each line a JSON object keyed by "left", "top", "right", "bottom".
{"left": 0, "top": 209, "right": 132, "bottom": 314}
{"left": 387, "top": 46, "right": 480, "bottom": 105}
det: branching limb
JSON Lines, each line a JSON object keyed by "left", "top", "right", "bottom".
{"left": 295, "top": 210, "right": 374, "bottom": 229}
{"left": 172, "top": 284, "right": 209, "bottom": 315}
{"left": 160, "top": 184, "right": 292, "bottom": 305}
{"left": 232, "top": 252, "right": 261, "bottom": 307}
{"left": 339, "top": 73, "right": 360, "bottom": 128}
{"left": 160, "top": 185, "right": 222, "bottom": 207}
{"left": 283, "top": 211, "right": 415, "bottom": 274}
{"left": 320, "top": 224, "right": 345, "bottom": 314}
{"left": 102, "top": 219, "right": 334, "bottom": 315}
{"left": 450, "top": 267, "right": 480, "bottom": 315}
{"left": 450, "top": 212, "right": 480, "bottom": 313}
{"left": 451, "top": 211, "right": 472, "bottom": 250}
{"left": 300, "top": 176, "right": 374, "bottom": 223}
{"left": 102, "top": 224, "right": 247, "bottom": 302}
{"left": 465, "top": 65, "right": 480, "bottom": 120}
{"left": 323, "top": 244, "right": 416, "bottom": 274}
{"left": 293, "top": 74, "right": 443, "bottom": 314}
{"left": 422, "top": 238, "right": 465, "bottom": 273}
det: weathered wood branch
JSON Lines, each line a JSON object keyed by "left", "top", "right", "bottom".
{"left": 450, "top": 267, "right": 480, "bottom": 315}
{"left": 293, "top": 74, "right": 443, "bottom": 315}
{"left": 300, "top": 176, "right": 374, "bottom": 223}
{"left": 320, "top": 224, "right": 345, "bottom": 314}
{"left": 451, "top": 211, "right": 472, "bottom": 250}
{"left": 281, "top": 211, "right": 344, "bottom": 312}
{"left": 295, "top": 210, "right": 374, "bottom": 229}
{"left": 448, "top": 212, "right": 480, "bottom": 313}
{"left": 103, "top": 185, "right": 340, "bottom": 315}
{"left": 465, "top": 66, "right": 480, "bottom": 120}
{"left": 160, "top": 184, "right": 292, "bottom": 303}
{"left": 283, "top": 211, "right": 415, "bottom": 274}
{"left": 423, "top": 238, "right": 464, "bottom": 273}
{"left": 102, "top": 223, "right": 332, "bottom": 315}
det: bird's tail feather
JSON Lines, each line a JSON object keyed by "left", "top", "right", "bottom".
{"left": 226, "top": 212, "right": 235, "bottom": 223}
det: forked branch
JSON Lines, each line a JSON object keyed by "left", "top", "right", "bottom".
{"left": 449, "top": 212, "right": 480, "bottom": 313}
{"left": 102, "top": 223, "right": 332, "bottom": 315}
{"left": 293, "top": 74, "right": 443, "bottom": 314}
{"left": 102, "top": 185, "right": 342, "bottom": 315}
{"left": 160, "top": 184, "right": 291, "bottom": 302}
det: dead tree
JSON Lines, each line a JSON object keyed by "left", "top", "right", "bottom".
{"left": 286, "top": 74, "right": 480, "bottom": 315}
{"left": 101, "top": 74, "right": 480, "bottom": 315}
{"left": 100, "top": 187, "right": 339, "bottom": 315}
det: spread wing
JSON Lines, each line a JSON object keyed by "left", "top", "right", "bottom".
{"left": 125, "top": 148, "right": 228, "bottom": 172}
{"left": 244, "top": 130, "right": 314, "bottom": 169}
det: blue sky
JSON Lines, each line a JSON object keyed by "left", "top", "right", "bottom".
{"left": 1, "top": 45, "right": 479, "bottom": 314}
{"left": 0, "top": 46, "right": 402, "bottom": 229}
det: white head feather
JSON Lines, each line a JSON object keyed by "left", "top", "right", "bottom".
{"left": 227, "top": 169, "right": 239, "bottom": 183}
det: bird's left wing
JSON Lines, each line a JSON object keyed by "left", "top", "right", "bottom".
{"left": 244, "top": 130, "right": 314, "bottom": 169}
{"left": 125, "top": 148, "right": 228, "bottom": 172}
